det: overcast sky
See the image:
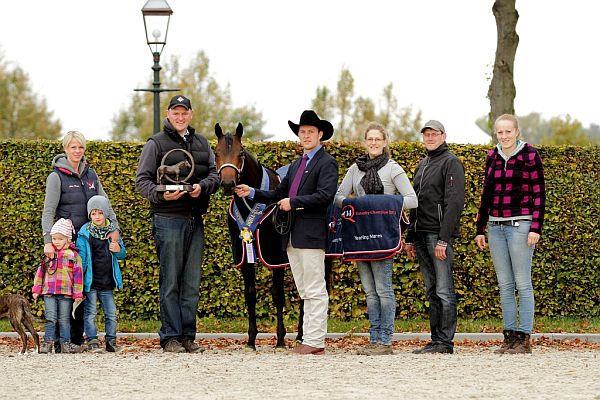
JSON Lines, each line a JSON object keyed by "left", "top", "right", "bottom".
{"left": 1, "top": 0, "right": 598, "bottom": 144}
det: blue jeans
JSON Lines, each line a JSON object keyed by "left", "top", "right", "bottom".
{"left": 153, "top": 215, "right": 205, "bottom": 347}
{"left": 43, "top": 295, "right": 72, "bottom": 343}
{"left": 415, "top": 233, "right": 457, "bottom": 347}
{"left": 84, "top": 289, "right": 118, "bottom": 342}
{"left": 357, "top": 258, "right": 395, "bottom": 345}
{"left": 488, "top": 221, "right": 535, "bottom": 334}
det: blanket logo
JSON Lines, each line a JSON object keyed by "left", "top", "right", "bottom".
{"left": 341, "top": 205, "right": 355, "bottom": 223}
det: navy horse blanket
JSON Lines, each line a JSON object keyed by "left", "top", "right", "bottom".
{"left": 329, "top": 194, "right": 406, "bottom": 261}
{"left": 228, "top": 197, "right": 289, "bottom": 269}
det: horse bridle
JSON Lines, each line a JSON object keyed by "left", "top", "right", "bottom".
{"left": 218, "top": 150, "right": 255, "bottom": 212}
{"left": 217, "top": 150, "right": 245, "bottom": 181}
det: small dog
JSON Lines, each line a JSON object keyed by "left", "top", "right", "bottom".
{"left": 0, "top": 294, "right": 41, "bottom": 354}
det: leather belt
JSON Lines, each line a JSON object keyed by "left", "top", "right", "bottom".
{"left": 490, "top": 220, "right": 522, "bottom": 227}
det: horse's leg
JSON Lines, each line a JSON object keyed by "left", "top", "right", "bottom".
{"left": 325, "top": 257, "right": 333, "bottom": 294}
{"left": 241, "top": 261, "right": 258, "bottom": 350}
{"left": 295, "top": 300, "right": 304, "bottom": 343}
{"left": 271, "top": 268, "right": 286, "bottom": 348}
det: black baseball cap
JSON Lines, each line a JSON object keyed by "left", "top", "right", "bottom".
{"left": 168, "top": 95, "right": 192, "bottom": 110}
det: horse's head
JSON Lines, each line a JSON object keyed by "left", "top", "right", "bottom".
{"left": 215, "top": 122, "right": 245, "bottom": 195}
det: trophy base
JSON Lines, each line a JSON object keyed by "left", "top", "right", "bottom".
{"left": 157, "top": 184, "right": 195, "bottom": 192}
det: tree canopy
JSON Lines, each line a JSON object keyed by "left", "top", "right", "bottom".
{"left": 310, "top": 68, "right": 421, "bottom": 142}
{"left": 110, "top": 51, "right": 268, "bottom": 141}
{"left": 0, "top": 52, "right": 62, "bottom": 139}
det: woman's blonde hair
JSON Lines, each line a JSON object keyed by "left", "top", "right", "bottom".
{"left": 494, "top": 114, "right": 520, "bottom": 130}
{"left": 62, "top": 131, "right": 86, "bottom": 149}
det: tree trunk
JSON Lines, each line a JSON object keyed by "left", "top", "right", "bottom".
{"left": 488, "top": 0, "right": 519, "bottom": 141}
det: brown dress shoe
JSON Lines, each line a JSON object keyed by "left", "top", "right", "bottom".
{"left": 290, "top": 344, "right": 325, "bottom": 355}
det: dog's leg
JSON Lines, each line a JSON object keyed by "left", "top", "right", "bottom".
{"left": 22, "top": 308, "right": 40, "bottom": 353}
{"left": 9, "top": 311, "right": 28, "bottom": 354}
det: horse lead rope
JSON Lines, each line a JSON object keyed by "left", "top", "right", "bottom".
{"left": 271, "top": 204, "right": 294, "bottom": 236}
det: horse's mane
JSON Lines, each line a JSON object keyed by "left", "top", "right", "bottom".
{"left": 241, "top": 147, "right": 279, "bottom": 189}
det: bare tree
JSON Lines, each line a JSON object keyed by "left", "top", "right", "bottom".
{"left": 488, "top": 0, "right": 519, "bottom": 140}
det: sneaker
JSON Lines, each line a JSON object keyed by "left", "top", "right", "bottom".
{"left": 84, "top": 339, "right": 101, "bottom": 353}
{"left": 163, "top": 339, "right": 186, "bottom": 353}
{"left": 105, "top": 339, "right": 121, "bottom": 353}
{"left": 412, "top": 341, "right": 436, "bottom": 354}
{"left": 357, "top": 343, "right": 393, "bottom": 356}
{"left": 421, "top": 343, "right": 454, "bottom": 354}
{"left": 181, "top": 339, "right": 205, "bottom": 353}
{"left": 61, "top": 341, "right": 84, "bottom": 354}
{"left": 39, "top": 341, "right": 54, "bottom": 354}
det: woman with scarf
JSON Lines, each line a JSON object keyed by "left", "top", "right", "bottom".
{"left": 335, "top": 122, "right": 418, "bottom": 355}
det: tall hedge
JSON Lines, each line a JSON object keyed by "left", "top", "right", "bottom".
{"left": 0, "top": 139, "right": 598, "bottom": 320}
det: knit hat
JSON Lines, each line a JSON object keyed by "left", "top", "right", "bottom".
{"left": 87, "top": 195, "right": 110, "bottom": 219}
{"left": 50, "top": 218, "right": 75, "bottom": 240}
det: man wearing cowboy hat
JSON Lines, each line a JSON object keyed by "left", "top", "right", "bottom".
{"left": 236, "top": 110, "right": 339, "bottom": 355}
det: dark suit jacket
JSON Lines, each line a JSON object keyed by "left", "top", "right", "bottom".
{"left": 253, "top": 146, "right": 338, "bottom": 250}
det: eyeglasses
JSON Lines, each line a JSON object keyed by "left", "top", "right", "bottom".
{"left": 366, "top": 137, "right": 384, "bottom": 143}
{"left": 421, "top": 131, "right": 443, "bottom": 138}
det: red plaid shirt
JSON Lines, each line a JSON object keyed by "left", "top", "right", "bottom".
{"left": 476, "top": 143, "right": 545, "bottom": 235}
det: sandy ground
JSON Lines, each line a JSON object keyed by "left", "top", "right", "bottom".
{"left": 1, "top": 337, "right": 599, "bottom": 400}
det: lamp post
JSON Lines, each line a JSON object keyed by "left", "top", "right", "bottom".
{"left": 135, "top": 0, "right": 180, "bottom": 134}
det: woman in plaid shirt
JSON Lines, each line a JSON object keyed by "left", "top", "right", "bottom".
{"left": 475, "top": 114, "right": 545, "bottom": 354}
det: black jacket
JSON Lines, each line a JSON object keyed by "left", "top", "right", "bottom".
{"left": 135, "top": 118, "right": 220, "bottom": 217}
{"left": 253, "top": 146, "right": 339, "bottom": 250}
{"left": 406, "top": 142, "right": 465, "bottom": 243}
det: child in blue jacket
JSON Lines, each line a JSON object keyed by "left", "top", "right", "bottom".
{"left": 76, "top": 195, "right": 126, "bottom": 352}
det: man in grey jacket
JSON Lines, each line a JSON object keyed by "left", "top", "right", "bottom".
{"left": 405, "top": 120, "right": 465, "bottom": 354}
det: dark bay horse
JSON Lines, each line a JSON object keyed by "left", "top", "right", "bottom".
{"left": 214, "top": 122, "right": 291, "bottom": 350}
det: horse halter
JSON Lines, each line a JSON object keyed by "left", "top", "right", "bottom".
{"left": 217, "top": 151, "right": 246, "bottom": 181}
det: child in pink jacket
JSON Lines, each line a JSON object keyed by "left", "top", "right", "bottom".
{"left": 32, "top": 218, "right": 84, "bottom": 354}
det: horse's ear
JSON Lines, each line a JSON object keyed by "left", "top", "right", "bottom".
{"left": 215, "top": 123, "right": 223, "bottom": 138}
{"left": 236, "top": 123, "right": 244, "bottom": 138}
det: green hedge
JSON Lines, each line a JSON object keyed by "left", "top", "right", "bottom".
{"left": 1, "top": 139, "right": 598, "bottom": 320}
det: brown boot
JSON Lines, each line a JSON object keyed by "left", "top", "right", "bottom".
{"left": 506, "top": 331, "right": 532, "bottom": 354}
{"left": 494, "top": 329, "right": 516, "bottom": 354}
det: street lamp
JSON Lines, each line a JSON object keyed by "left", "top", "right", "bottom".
{"left": 135, "top": 0, "right": 179, "bottom": 134}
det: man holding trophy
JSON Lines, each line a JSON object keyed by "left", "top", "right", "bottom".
{"left": 135, "top": 95, "right": 220, "bottom": 353}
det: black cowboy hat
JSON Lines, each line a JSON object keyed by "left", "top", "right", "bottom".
{"left": 288, "top": 110, "right": 334, "bottom": 141}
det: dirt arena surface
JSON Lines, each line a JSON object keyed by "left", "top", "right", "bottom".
{"left": 1, "top": 337, "right": 599, "bottom": 400}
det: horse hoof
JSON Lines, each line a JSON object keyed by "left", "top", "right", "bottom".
{"left": 274, "top": 346, "right": 287, "bottom": 353}
{"left": 244, "top": 345, "right": 256, "bottom": 352}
